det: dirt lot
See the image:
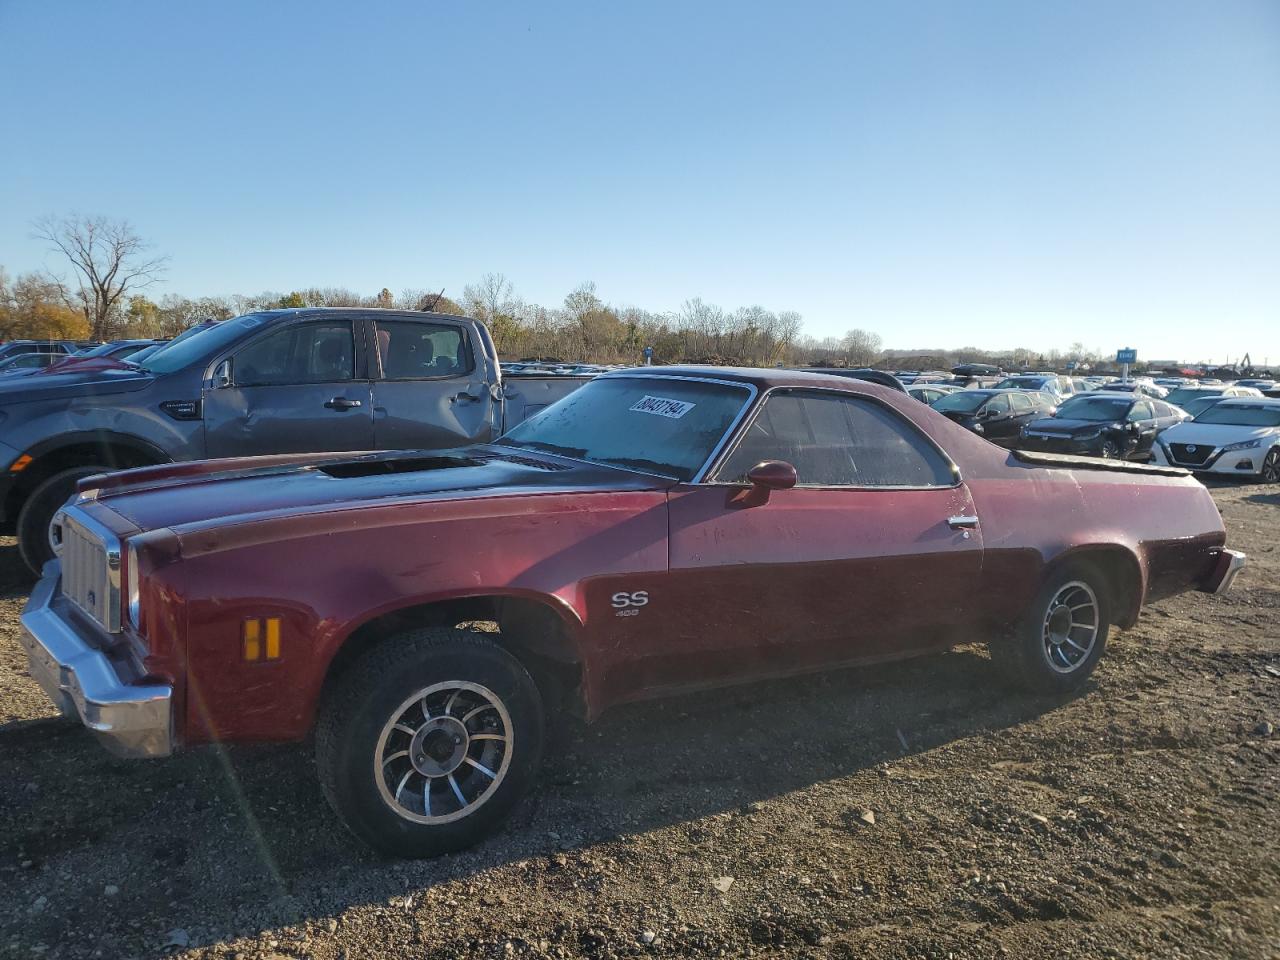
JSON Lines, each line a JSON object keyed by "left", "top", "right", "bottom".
{"left": 1, "top": 481, "right": 1277, "bottom": 960}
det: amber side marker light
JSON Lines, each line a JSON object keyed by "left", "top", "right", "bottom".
{"left": 243, "top": 617, "right": 281, "bottom": 661}
{"left": 9, "top": 454, "right": 32, "bottom": 473}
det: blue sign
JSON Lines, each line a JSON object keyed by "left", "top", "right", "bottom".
{"left": 1116, "top": 348, "right": 1137, "bottom": 364}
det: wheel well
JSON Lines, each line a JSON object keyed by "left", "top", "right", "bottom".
{"left": 1055, "top": 547, "right": 1144, "bottom": 629}
{"left": 322, "top": 596, "right": 586, "bottom": 718}
{"left": 6, "top": 441, "right": 166, "bottom": 522}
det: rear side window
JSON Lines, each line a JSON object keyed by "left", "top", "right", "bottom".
{"left": 716, "top": 391, "right": 953, "bottom": 487}
{"left": 375, "top": 320, "right": 471, "bottom": 379}
{"left": 234, "top": 321, "right": 355, "bottom": 386}
{"left": 1009, "top": 393, "right": 1033, "bottom": 413}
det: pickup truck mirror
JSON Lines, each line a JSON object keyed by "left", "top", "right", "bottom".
{"left": 213, "top": 359, "right": 232, "bottom": 389}
{"left": 730, "top": 460, "right": 798, "bottom": 508}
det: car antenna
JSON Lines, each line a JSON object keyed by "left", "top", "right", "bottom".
{"left": 417, "top": 288, "right": 446, "bottom": 312}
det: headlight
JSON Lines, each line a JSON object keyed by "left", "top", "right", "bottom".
{"left": 1222, "top": 438, "right": 1261, "bottom": 452}
{"left": 126, "top": 542, "right": 141, "bottom": 629}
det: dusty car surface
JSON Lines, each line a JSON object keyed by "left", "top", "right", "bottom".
{"left": 19, "top": 367, "right": 1245, "bottom": 857}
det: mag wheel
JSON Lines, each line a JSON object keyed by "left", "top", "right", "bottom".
{"left": 992, "top": 563, "right": 1111, "bottom": 694}
{"left": 1099, "top": 439, "right": 1120, "bottom": 459}
{"left": 316, "top": 628, "right": 544, "bottom": 857}
{"left": 1262, "top": 448, "right": 1280, "bottom": 484}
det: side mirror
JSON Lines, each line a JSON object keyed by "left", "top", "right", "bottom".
{"left": 1127, "top": 421, "right": 1141, "bottom": 434}
{"left": 213, "top": 359, "right": 232, "bottom": 389}
{"left": 729, "top": 460, "right": 797, "bottom": 508}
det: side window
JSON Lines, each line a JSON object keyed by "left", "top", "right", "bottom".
{"left": 1127, "top": 401, "right": 1154, "bottom": 422}
{"left": 234, "top": 321, "right": 354, "bottom": 387}
{"left": 716, "top": 392, "right": 953, "bottom": 488}
{"left": 375, "top": 320, "right": 471, "bottom": 379}
{"left": 1009, "top": 392, "right": 1033, "bottom": 413}
{"left": 984, "top": 394, "right": 1011, "bottom": 415}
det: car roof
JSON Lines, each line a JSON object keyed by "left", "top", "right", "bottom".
{"left": 1215, "top": 397, "right": 1280, "bottom": 407}
{"left": 599, "top": 365, "right": 908, "bottom": 396}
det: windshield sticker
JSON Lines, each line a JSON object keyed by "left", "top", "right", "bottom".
{"left": 629, "top": 395, "right": 695, "bottom": 419}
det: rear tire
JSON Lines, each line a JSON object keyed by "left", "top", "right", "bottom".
{"left": 17, "top": 466, "right": 107, "bottom": 575}
{"left": 991, "top": 563, "right": 1111, "bottom": 694}
{"left": 315, "top": 627, "right": 544, "bottom": 858}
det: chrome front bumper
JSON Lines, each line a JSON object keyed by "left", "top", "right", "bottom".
{"left": 1204, "top": 548, "right": 1247, "bottom": 595}
{"left": 18, "top": 561, "right": 173, "bottom": 758}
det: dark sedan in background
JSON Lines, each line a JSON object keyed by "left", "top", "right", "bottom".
{"left": 1017, "top": 393, "right": 1188, "bottom": 460}
{"left": 931, "top": 389, "right": 1056, "bottom": 447}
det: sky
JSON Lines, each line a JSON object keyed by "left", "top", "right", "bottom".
{"left": 1, "top": 0, "right": 1277, "bottom": 364}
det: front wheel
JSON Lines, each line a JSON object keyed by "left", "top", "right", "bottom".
{"left": 16, "top": 466, "right": 108, "bottom": 575}
{"left": 991, "top": 564, "right": 1111, "bottom": 694}
{"left": 1099, "top": 439, "right": 1120, "bottom": 459}
{"left": 315, "top": 628, "right": 544, "bottom": 857}
{"left": 1262, "top": 448, "right": 1280, "bottom": 484}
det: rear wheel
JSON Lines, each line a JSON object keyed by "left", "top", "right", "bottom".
{"left": 16, "top": 466, "right": 107, "bottom": 575}
{"left": 991, "top": 563, "right": 1111, "bottom": 694}
{"left": 1262, "top": 448, "right": 1280, "bottom": 484}
{"left": 315, "top": 627, "right": 544, "bottom": 857}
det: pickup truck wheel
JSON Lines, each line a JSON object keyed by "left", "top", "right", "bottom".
{"left": 315, "top": 627, "right": 544, "bottom": 858}
{"left": 992, "top": 564, "right": 1110, "bottom": 695}
{"left": 17, "top": 466, "right": 107, "bottom": 575}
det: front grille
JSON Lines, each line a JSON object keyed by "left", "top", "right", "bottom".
{"left": 53, "top": 508, "right": 122, "bottom": 633}
{"left": 1169, "top": 443, "right": 1214, "bottom": 466}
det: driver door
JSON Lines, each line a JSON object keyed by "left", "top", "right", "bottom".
{"left": 203, "top": 317, "right": 375, "bottom": 458}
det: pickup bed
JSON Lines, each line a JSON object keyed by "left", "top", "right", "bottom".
{"left": 0, "top": 308, "right": 588, "bottom": 571}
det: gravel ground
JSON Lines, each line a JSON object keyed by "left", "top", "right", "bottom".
{"left": 1, "top": 481, "right": 1277, "bottom": 960}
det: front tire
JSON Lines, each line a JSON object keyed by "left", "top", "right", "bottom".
{"left": 17, "top": 466, "right": 107, "bottom": 575}
{"left": 1099, "top": 439, "right": 1120, "bottom": 459}
{"left": 1262, "top": 448, "right": 1280, "bottom": 484}
{"left": 991, "top": 564, "right": 1111, "bottom": 694}
{"left": 315, "top": 627, "right": 544, "bottom": 857}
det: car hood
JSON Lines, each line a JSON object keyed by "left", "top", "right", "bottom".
{"left": 90, "top": 445, "right": 673, "bottom": 534}
{"left": 1025, "top": 417, "right": 1116, "bottom": 435}
{"left": 0, "top": 366, "right": 154, "bottom": 403}
{"left": 1162, "top": 422, "right": 1280, "bottom": 446}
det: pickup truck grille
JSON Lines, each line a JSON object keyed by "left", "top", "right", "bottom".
{"left": 52, "top": 508, "right": 122, "bottom": 634}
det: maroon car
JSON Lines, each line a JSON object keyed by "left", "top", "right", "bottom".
{"left": 20, "top": 367, "right": 1245, "bottom": 856}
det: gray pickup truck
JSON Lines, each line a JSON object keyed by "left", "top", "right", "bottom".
{"left": 0, "top": 308, "right": 587, "bottom": 572}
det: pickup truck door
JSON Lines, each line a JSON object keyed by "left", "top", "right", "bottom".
{"left": 367, "top": 317, "right": 500, "bottom": 450}
{"left": 203, "top": 317, "right": 375, "bottom": 457}
{"left": 645, "top": 390, "right": 984, "bottom": 693}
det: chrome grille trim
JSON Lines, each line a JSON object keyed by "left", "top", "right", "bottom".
{"left": 50, "top": 506, "right": 122, "bottom": 634}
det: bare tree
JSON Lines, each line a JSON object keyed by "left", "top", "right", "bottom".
{"left": 33, "top": 214, "right": 169, "bottom": 340}
{"left": 842, "top": 328, "right": 883, "bottom": 366}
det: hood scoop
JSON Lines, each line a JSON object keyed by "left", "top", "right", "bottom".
{"left": 318, "top": 455, "right": 482, "bottom": 479}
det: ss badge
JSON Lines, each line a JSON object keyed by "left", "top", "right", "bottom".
{"left": 612, "top": 591, "right": 649, "bottom": 617}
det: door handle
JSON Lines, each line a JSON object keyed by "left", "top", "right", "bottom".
{"left": 324, "top": 397, "right": 362, "bottom": 411}
{"left": 947, "top": 515, "right": 979, "bottom": 529}
{"left": 451, "top": 390, "right": 481, "bottom": 404}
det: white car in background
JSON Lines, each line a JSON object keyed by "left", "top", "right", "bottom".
{"left": 1152, "top": 398, "right": 1280, "bottom": 482}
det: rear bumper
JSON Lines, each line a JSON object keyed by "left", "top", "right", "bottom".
{"left": 18, "top": 560, "right": 173, "bottom": 758}
{"left": 1201, "top": 548, "right": 1247, "bottom": 595}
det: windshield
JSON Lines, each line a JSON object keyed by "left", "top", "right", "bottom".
{"left": 1167, "top": 387, "right": 1221, "bottom": 405}
{"left": 932, "top": 391, "right": 989, "bottom": 413}
{"left": 995, "top": 377, "right": 1047, "bottom": 390}
{"left": 1192, "top": 404, "right": 1280, "bottom": 427}
{"left": 1055, "top": 396, "right": 1131, "bottom": 422}
{"left": 141, "top": 316, "right": 259, "bottom": 374}
{"left": 498, "top": 376, "right": 751, "bottom": 480}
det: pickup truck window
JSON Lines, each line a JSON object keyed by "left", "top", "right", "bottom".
{"left": 234, "top": 321, "right": 355, "bottom": 386}
{"left": 497, "top": 376, "right": 751, "bottom": 481}
{"left": 374, "top": 320, "right": 471, "bottom": 379}
{"left": 716, "top": 391, "right": 952, "bottom": 487}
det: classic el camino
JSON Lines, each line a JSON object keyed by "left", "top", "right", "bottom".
{"left": 20, "top": 367, "right": 1245, "bottom": 856}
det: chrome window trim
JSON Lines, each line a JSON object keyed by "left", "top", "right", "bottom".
{"left": 702, "top": 384, "right": 964, "bottom": 491}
